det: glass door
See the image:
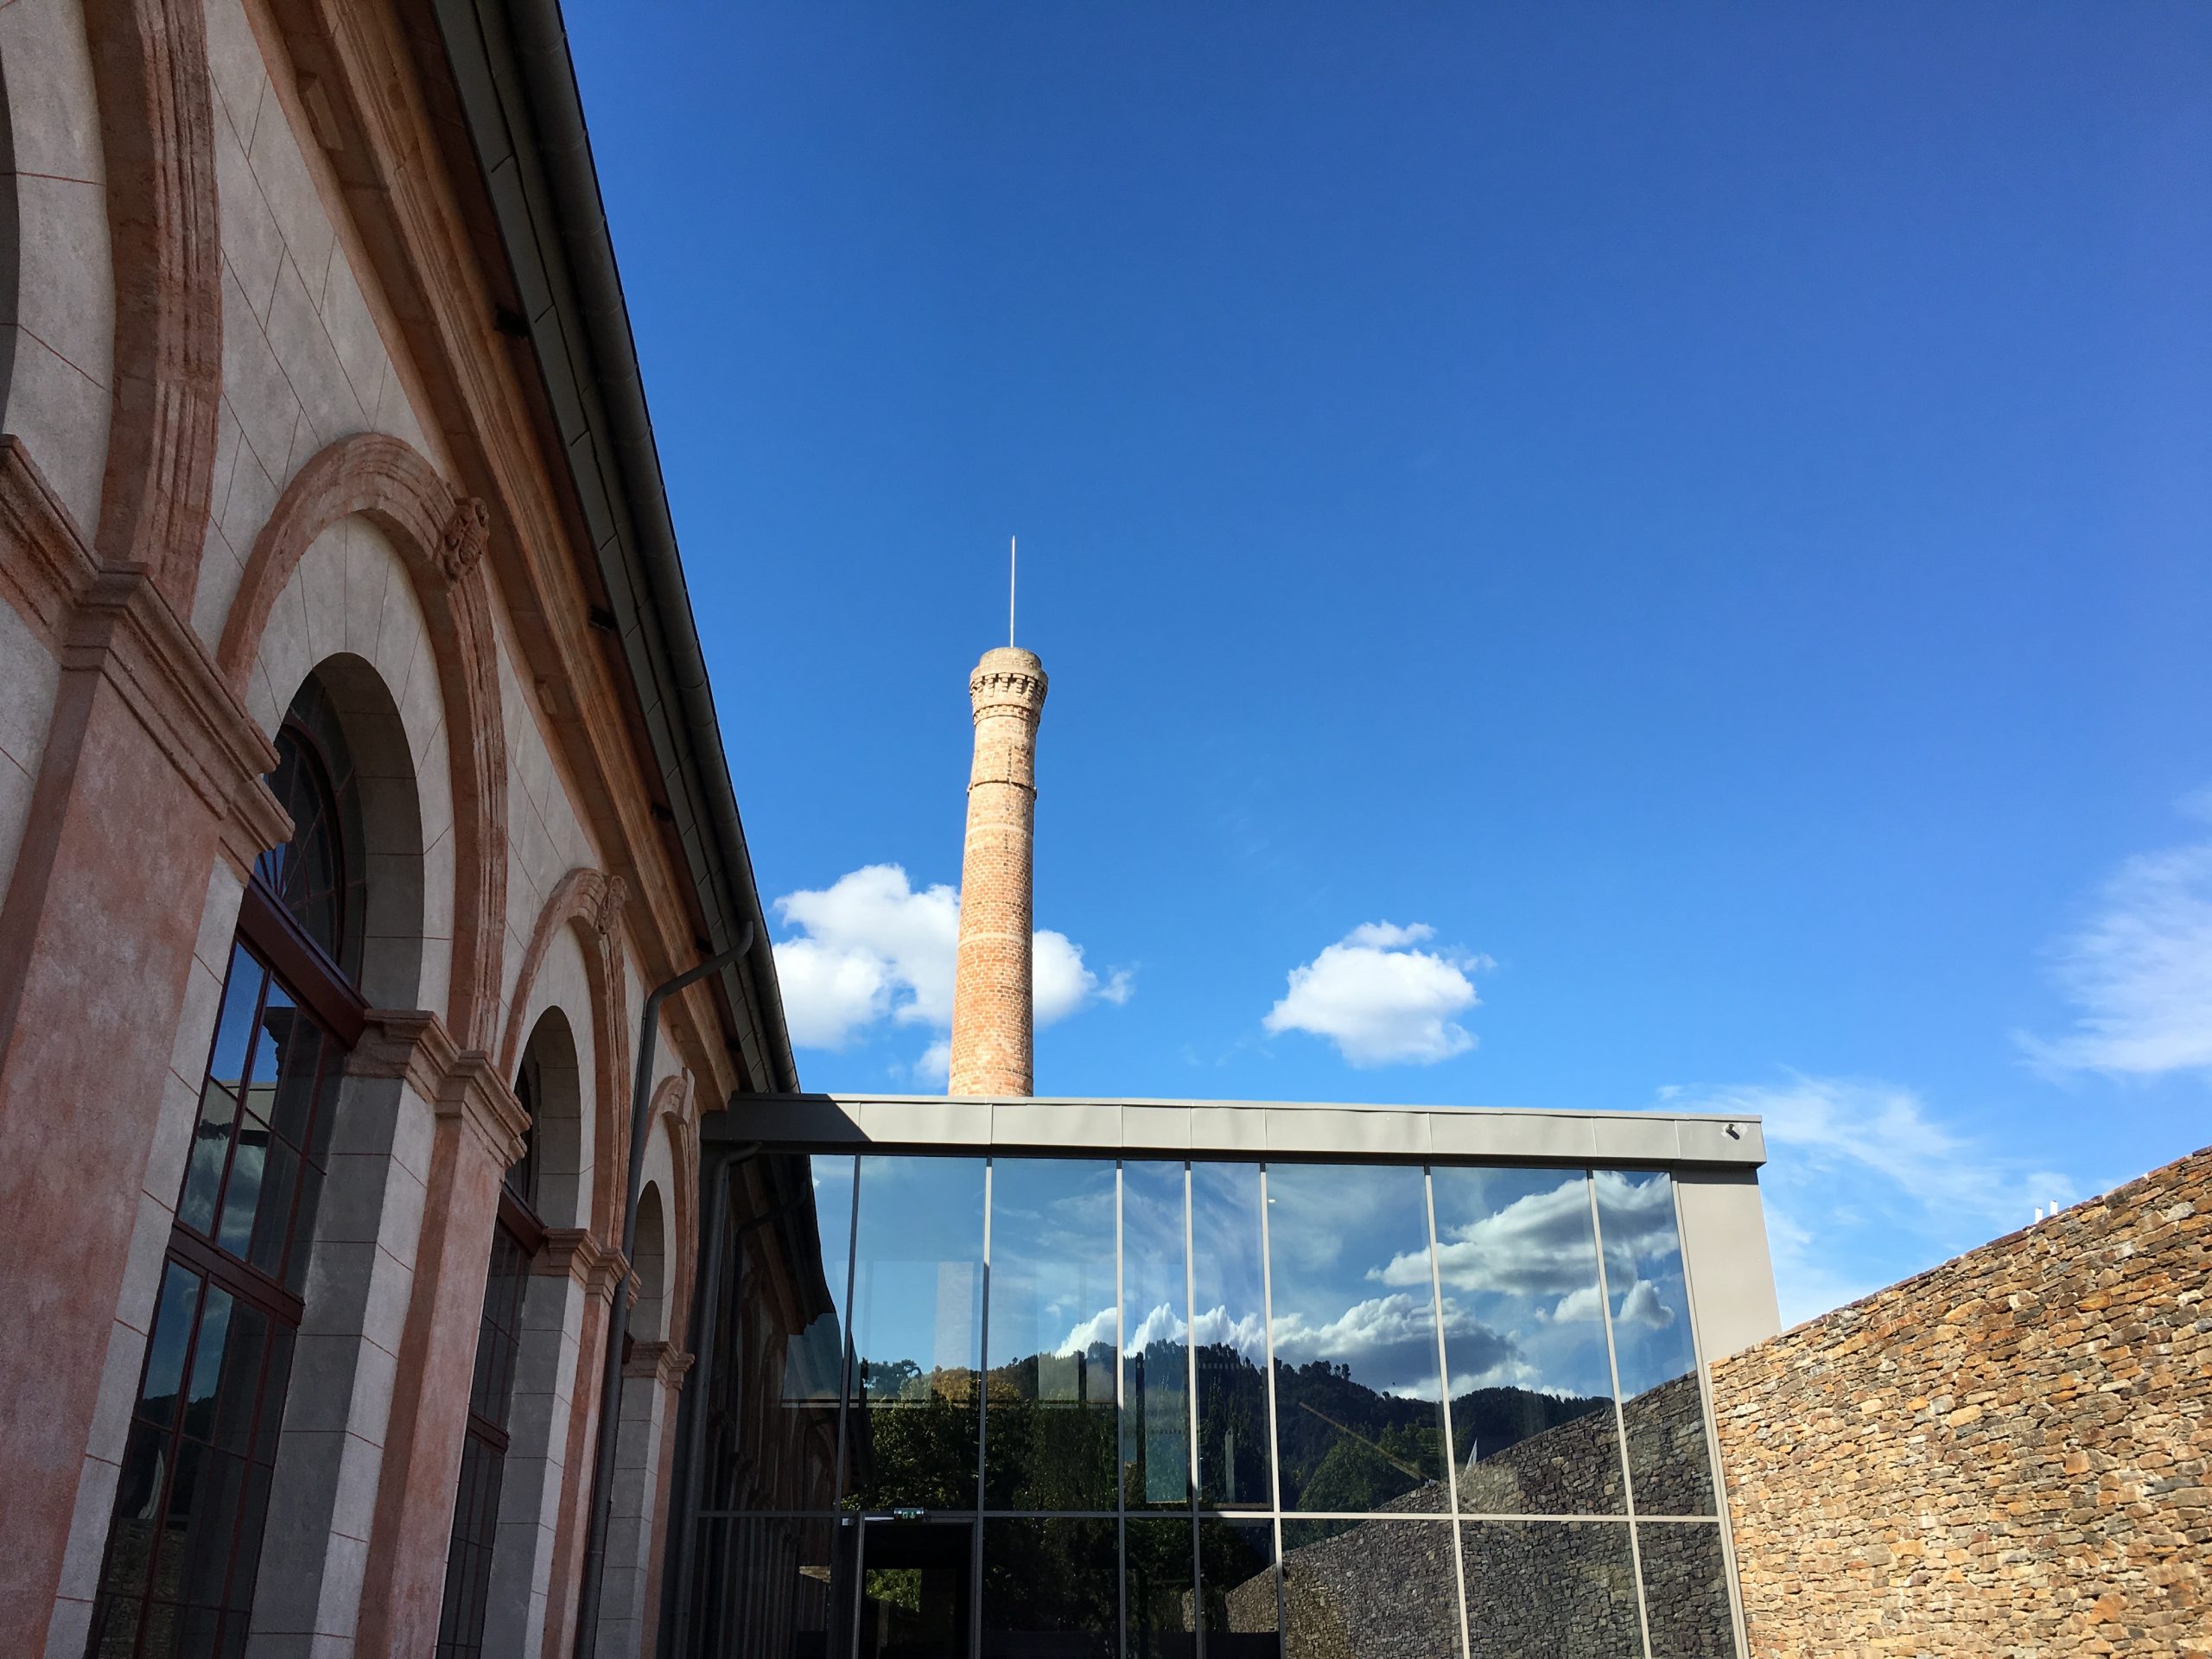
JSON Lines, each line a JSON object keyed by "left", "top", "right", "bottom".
{"left": 855, "top": 1518, "right": 975, "bottom": 1659}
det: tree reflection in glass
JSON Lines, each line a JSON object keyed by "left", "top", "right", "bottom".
{"left": 982, "top": 1519, "right": 1117, "bottom": 1659}
{"left": 1191, "top": 1163, "right": 1270, "bottom": 1508}
{"left": 984, "top": 1159, "right": 1119, "bottom": 1510}
{"left": 1265, "top": 1164, "right": 1448, "bottom": 1512}
{"left": 1122, "top": 1161, "right": 1192, "bottom": 1510}
{"left": 847, "top": 1155, "right": 985, "bottom": 1510}
{"left": 1594, "top": 1171, "right": 1715, "bottom": 1516}
{"left": 1427, "top": 1167, "right": 1624, "bottom": 1515}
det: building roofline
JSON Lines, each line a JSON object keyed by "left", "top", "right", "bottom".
{"left": 429, "top": 0, "right": 798, "bottom": 1094}
{"left": 707, "top": 1094, "right": 1768, "bottom": 1168}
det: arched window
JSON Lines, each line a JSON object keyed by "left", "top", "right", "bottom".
{"left": 86, "top": 682, "right": 369, "bottom": 1659}
{"left": 436, "top": 1043, "right": 550, "bottom": 1659}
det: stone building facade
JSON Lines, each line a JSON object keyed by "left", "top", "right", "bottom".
{"left": 1712, "top": 1143, "right": 2212, "bottom": 1657}
{"left": 0, "top": 0, "right": 793, "bottom": 1655}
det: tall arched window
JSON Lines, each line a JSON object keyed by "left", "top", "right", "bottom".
{"left": 435, "top": 1046, "right": 550, "bottom": 1658}
{"left": 86, "top": 683, "right": 368, "bottom": 1659}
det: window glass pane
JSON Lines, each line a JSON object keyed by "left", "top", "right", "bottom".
{"left": 251, "top": 1326, "right": 295, "bottom": 1467}
{"left": 1430, "top": 1168, "right": 1623, "bottom": 1516}
{"left": 215, "top": 1115, "right": 268, "bottom": 1258}
{"left": 859, "top": 1520, "right": 971, "bottom": 1659}
{"left": 263, "top": 990, "right": 323, "bottom": 1151}
{"left": 1198, "top": 1517, "right": 1279, "bottom": 1659}
{"left": 204, "top": 1300, "right": 270, "bottom": 1458}
{"left": 99, "top": 1418, "right": 169, "bottom": 1605}
{"left": 282, "top": 1165, "right": 323, "bottom": 1295}
{"left": 981, "top": 1518, "right": 1116, "bottom": 1659}
{"left": 139, "top": 1263, "right": 203, "bottom": 1425}
{"left": 206, "top": 948, "right": 264, "bottom": 1093}
{"left": 728, "top": 1152, "right": 856, "bottom": 1512}
{"left": 182, "top": 1285, "right": 234, "bottom": 1443}
{"left": 1593, "top": 1172, "right": 1713, "bottom": 1516}
{"left": 1280, "top": 1519, "right": 1459, "bottom": 1659}
{"left": 1125, "top": 1516, "right": 1197, "bottom": 1659}
{"left": 1266, "top": 1164, "right": 1448, "bottom": 1512}
{"left": 848, "top": 1155, "right": 984, "bottom": 1510}
{"left": 1460, "top": 1521, "right": 1641, "bottom": 1657}
{"left": 1191, "top": 1162, "right": 1269, "bottom": 1509}
{"left": 178, "top": 1083, "right": 236, "bottom": 1236}
{"left": 246, "top": 1135, "right": 300, "bottom": 1281}
{"left": 984, "top": 1158, "right": 1118, "bottom": 1510}
{"left": 167, "top": 1444, "right": 245, "bottom": 1611}
{"left": 1636, "top": 1522, "right": 1735, "bottom": 1655}
{"left": 1122, "top": 1161, "right": 1191, "bottom": 1510}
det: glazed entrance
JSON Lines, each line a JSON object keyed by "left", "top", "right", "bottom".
{"left": 856, "top": 1521, "right": 973, "bottom": 1659}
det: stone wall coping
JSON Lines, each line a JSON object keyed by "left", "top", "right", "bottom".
{"left": 701, "top": 1093, "right": 1767, "bottom": 1167}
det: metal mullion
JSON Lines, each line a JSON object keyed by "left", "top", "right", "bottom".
{"left": 1255, "top": 1164, "right": 1286, "bottom": 1649}
{"left": 834, "top": 1154, "right": 861, "bottom": 1511}
{"left": 210, "top": 1306, "right": 287, "bottom": 1631}
{"left": 1116, "top": 1161, "right": 1128, "bottom": 1659}
{"left": 1424, "top": 1168, "right": 1472, "bottom": 1659}
{"left": 972, "top": 1158, "right": 992, "bottom": 1659}
{"left": 1185, "top": 1162, "right": 1204, "bottom": 1659}
{"left": 1590, "top": 1173, "right": 1654, "bottom": 1659}
{"left": 1669, "top": 1177, "right": 1752, "bottom": 1659}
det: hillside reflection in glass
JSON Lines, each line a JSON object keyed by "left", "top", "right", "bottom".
{"left": 680, "top": 1154, "right": 1739, "bottom": 1659}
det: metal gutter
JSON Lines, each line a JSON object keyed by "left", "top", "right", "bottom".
{"left": 427, "top": 0, "right": 798, "bottom": 1095}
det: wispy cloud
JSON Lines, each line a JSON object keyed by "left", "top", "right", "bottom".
{"left": 1665, "top": 1073, "right": 2075, "bottom": 1329}
{"left": 2020, "top": 791, "right": 2212, "bottom": 1078}
{"left": 1262, "top": 921, "right": 1491, "bottom": 1066}
{"left": 771, "top": 864, "right": 1131, "bottom": 1073}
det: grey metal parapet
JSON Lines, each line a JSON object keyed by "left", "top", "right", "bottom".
{"left": 701, "top": 1093, "right": 1767, "bottom": 1167}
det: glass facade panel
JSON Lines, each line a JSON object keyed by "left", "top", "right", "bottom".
{"left": 1281, "top": 1519, "right": 1459, "bottom": 1659}
{"left": 677, "top": 1148, "right": 1744, "bottom": 1659}
{"left": 690, "top": 1516, "right": 849, "bottom": 1659}
{"left": 1121, "top": 1161, "right": 1191, "bottom": 1510}
{"left": 1594, "top": 1172, "right": 1714, "bottom": 1517}
{"left": 1460, "top": 1521, "right": 1641, "bottom": 1657}
{"left": 981, "top": 1519, "right": 1117, "bottom": 1659}
{"left": 1636, "top": 1522, "right": 1734, "bottom": 1656}
{"left": 1431, "top": 1168, "right": 1623, "bottom": 1516}
{"left": 1124, "top": 1516, "right": 1197, "bottom": 1659}
{"left": 1266, "top": 1164, "right": 1448, "bottom": 1512}
{"left": 984, "top": 1159, "right": 1119, "bottom": 1510}
{"left": 849, "top": 1156, "right": 986, "bottom": 1510}
{"left": 1198, "top": 1518, "right": 1278, "bottom": 1659}
{"left": 1191, "top": 1163, "right": 1269, "bottom": 1510}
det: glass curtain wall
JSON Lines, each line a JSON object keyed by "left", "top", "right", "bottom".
{"left": 684, "top": 1154, "right": 1741, "bottom": 1659}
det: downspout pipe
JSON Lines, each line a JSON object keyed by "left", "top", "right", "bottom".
{"left": 575, "top": 927, "right": 753, "bottom": 1659}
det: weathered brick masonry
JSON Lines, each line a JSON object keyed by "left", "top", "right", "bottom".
{"left": 1713, "top": 1143, "right": 2212, "bottom": 1657}
{"left": 949, "top": 646, "right": 1047, "bottom": 1097}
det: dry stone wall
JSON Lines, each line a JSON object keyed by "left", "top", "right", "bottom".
{"left": 1713, "top": 1143, "right": 2212, "bottom": 1657}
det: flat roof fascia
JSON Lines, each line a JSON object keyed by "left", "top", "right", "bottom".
{"left": 707, "top": 1094, "right": 1766, "bottom": 1169}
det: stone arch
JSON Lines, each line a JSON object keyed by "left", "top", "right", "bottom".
{"left": 218, "top": 432, "right": 507, "bottom": 1047}
{"left": 86, "top": 0, "right": 221, "bottom": 606}
{"left": 657, "top": 1089, "right": 700, "bottom": 1346}
{"left": 500, "top": 865, "right": 631, "bottom": 1236}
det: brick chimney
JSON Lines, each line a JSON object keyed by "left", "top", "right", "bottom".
{"left": 949, "top": 645, "right": 1047, "bottom": 1096}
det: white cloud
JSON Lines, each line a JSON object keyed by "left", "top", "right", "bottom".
{"left": 1667, "top": 1074, "right": 2076, "bottom": 1329}
{"left": 1615, "top": 1280, "right": 1676, "bottom": 1330}
{"left": 1262, "top": 921, "right": 1491, "bottom": 1066}
{"left": 770, "top": 864, "right": 1132, "bottom": 1067}
{"left": 2020, "top": 798, "right": 2212, "bottom": 1077}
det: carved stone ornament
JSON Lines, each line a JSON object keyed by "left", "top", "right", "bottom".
{"left": 592, "top": 874, "right": 629, "bottom": 943}
{"left": 438, "top": 495, "right": 490, "bottom": 584}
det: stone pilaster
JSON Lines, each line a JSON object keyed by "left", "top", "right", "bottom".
{"left": 948, "top": 645, "right": 1046, "bottom": 1097}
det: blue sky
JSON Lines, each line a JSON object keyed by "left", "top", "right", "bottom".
{"left": 566, "top": 2, "right": 2212, "bottom": 1326}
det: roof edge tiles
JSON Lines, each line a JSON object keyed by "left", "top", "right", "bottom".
{"left": 708, "top": 1094, "right": 1767, "bottom": 1167}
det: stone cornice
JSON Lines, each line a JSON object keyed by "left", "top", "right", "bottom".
{"left": 531, "top": 1227, "right": 604, "bottom": 1287}
{"left": 0, "top": 438, "right": 287, "bottom": 874}
{"left": 586, "top": 1246, "right": 633, "bottom": 1307}
{"left": 351, "top": 1008, "right": 527, "bottom": 1166}
{"left": 623, "top": 1340, "right": 694, "bottom": 1389}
